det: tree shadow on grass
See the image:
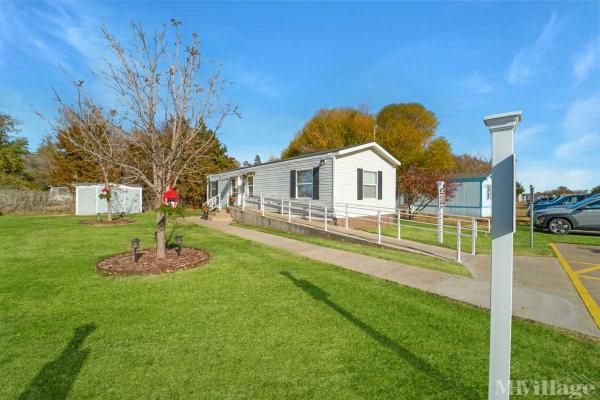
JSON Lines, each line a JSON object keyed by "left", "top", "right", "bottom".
{"left": 19, "top": 323, "right": 96, "bottom": 400}
{"left": 280, "top": 272, "right": 478, "bottom": 397}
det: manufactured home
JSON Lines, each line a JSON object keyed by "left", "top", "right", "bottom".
{"left": 418, "top": 173, "right": 492, "bottom": 217}
{"left": 75, "top": 183, "right": 143, "bottom": 216}
{"left": 206, "top": 142, "right": 400, "bottom": 217}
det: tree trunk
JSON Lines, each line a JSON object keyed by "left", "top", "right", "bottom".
{"left": 155, "top": 196, "right": 167, "bottom": 259}
{"left": 103, "top": 175, "right": 112, "bottom": 222}
{"left": 106, "top": 194, "right": 113, "bottom": 222}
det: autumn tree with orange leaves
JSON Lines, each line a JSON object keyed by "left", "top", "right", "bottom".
{"left": 282, "top": 103, "right": 456, "bottom": 212}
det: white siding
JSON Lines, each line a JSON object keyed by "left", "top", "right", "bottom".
{"left": 76, "top": 186, "right": 97, "bottom": 215}
{"left": 333, "top": 149, "right": 397, "bottom": 216}
{"left": 75, "top": 184, "right": 143, "bottom": 215}
{"left": 481, "top": 176, "right": 492, "bottom": 217}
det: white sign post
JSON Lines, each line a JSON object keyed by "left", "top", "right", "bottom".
{"left": 437, "top": 181, "right": 445, "bottom": 243}
{"left": 484, "top": 111, "right": 521, "bottom": 400}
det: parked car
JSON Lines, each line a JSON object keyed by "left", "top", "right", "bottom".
{"left": 534, "top": 194, "right": 600, "bottom": 234}
{"left": 528, "top": 194, "right": 590, "bottom": 216}
{"left": 533, "top": 196, "right": 556, "bottom": 204}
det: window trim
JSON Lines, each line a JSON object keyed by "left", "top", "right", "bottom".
{"left": 230, "top": 177, "right": 238, "bottom": 197}
{"left": 296, "top": 169, "right": 314, "bottom": 199}
{"left": 209, "top": 181, "right": 218, "bottom": 198}
{"left": 362, "top": 170, "right": 378, "bottom": 199}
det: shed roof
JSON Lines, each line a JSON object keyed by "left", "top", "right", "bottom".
{"left": 73, "top": 183, "right": 143, "bottom": 188}
{"left": 208, "top": 142, "right": 400, "bottom": 178}
{"left": 450, "top": 172, "right": 491, "bottom": 182}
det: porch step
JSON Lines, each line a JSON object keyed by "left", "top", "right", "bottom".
{"left": 209, "top": 208, "right": 233, "bottom": 222}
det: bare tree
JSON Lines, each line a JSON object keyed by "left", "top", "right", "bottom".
{"left": 47, "top": 20, "right": 237, "bottom": 258}
{"left": 55, "top": 96, "right": 117, "bottom": 221}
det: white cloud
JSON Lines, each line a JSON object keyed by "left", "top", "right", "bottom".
{"left": 553, "top": 96, "right": 600, "bottom": 159}
{"left": 554, "top": 134, "right": 599, "bottom": 158}
{"left": 562, "top": 96, "right": 600, "bottom": 136}
{"left": 465, "top": 73, "right": 493, "bottom": 94}
{"left": 573, "top": 38, "right": 599, "bottom": 83}
{"left": 0, "top": 1, "right": 109, "bottom": 76}
{"left": 515, "top": 124, "right": 546, "bottom": 145}
{"left": 506, "top": 13, "right": 558, "bottom": 85}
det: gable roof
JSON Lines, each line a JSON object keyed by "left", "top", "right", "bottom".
{"left": 207, "top": 142, "right": 400, "bottom": 177}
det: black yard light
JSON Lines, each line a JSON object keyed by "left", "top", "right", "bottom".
{"left": 175, "top": 235, "right": 182, "bottom": 256}
{"left": 131, "top": 238, "right": 140, "bottom": 262}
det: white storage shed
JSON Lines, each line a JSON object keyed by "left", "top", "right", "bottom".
{"left": 75, "top": 183, "right": 143, "bottom": 216}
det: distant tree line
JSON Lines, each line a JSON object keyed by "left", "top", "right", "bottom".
{"left": 0, "top": 112, "right": 237, "bottom": 209}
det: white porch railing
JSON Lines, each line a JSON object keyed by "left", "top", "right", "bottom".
{"left": 206, "top": 195, "right": 221, "bottom": 211}
{"left": 238, "top": 194, "right": 485, "bottom": 262}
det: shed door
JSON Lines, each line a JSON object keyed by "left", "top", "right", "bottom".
{"left": 77, "top": 187, "right": 98, "bottom": 215}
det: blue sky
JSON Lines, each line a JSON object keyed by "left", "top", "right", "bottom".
{"left": 1, "top": 1, "right": 599, "bottom": 191}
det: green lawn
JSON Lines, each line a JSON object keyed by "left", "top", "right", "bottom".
{"left": 232, "top": 223, "right": 470, "bottom": 277}
{"left": 1, "top": 214, "right": 598, "bottom": 399}
{"left": 364, "top": 220, "right": 600, "bottom": 256}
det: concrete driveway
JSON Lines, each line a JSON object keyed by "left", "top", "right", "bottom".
{"left": 550, "top": 243, "right": 600, "bottom": 330}
{"left": 464, "top": 253, "right": 600, "bottom": 337}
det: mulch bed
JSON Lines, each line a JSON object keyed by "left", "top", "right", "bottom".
{"left": 80, "top": 219, "right": 136, "bottom": 225}
{"left": 96, "top": 247, "right": 210, "bottom": 275}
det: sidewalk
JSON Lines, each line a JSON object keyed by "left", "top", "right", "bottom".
{"left": 187, "top": 216, "right": 600, "bottom": 338}
{"left": 239, "top": 206, "right": 464, "bottom": 262}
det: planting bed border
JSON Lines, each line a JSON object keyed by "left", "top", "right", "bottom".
{"left": 96, "top": 247, "right": 210, "bottom": 275}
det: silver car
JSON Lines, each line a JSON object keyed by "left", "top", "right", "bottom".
{"left": 534, "top": 194, "right": 600, "bottom": 234}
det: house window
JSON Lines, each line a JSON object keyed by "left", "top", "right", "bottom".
{"left": 486, "top": 184, "right": 492, "bottom": 201}
{"left": 247, "top": 175, "right": 254, "bottom": 197}
{"left": 363, "top": 171, "right": 378, "bottom": 199}
{"left": 209, "top": 181, "right": 218, "bottom": 198}
{"left": 296, "top": 169, "right": 313, "bottom": 198}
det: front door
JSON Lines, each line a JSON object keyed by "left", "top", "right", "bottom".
{"left": 230, "top": 177, "right": 238, "bottom": 205}
{"left": 240, "top": 176, "right": 246, "bottom": 204}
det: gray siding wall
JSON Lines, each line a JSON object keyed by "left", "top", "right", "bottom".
{"left": 209, "top": 154, "right": 334, "bottom": 210}
{"left": 422, "top": 179, "right": 489, "bottom": 217}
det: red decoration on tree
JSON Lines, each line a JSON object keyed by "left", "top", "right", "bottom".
{"left": 162, "top": 185, "right": 180, "bottom": 208}
{"left": 101, "top": 187, "right": 109, "bottom": 193}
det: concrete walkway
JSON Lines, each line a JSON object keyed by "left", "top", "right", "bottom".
{"left": 239, "top": 206, "right": 467, "bottom": 262}
{"left": 187, "top": 217, "right": 600, "bottom": 338}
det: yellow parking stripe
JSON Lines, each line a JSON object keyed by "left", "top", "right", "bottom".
{"left": 573, "top": 264, "right": 600, "bottom": 275}
{"left": 550, "top": 243, "right": 600, "bottom": 329}
{"left": 580, "top": 275, "right": 600, "bottom": 281}
{"left": 570, "top": 260, "right": 599, "bottom": 267}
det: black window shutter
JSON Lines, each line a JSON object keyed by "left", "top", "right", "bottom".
{"left": 290, "top": 170, "right": 296, "bottom": 199}
{"left": 312, "top": 167, "right": 319, "bottom": 200}
{"left": 357, "top": 168, "right": 363, "bottom": 200}
{"left": 377, "top": 171, "right": 383, "bottom": 200}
